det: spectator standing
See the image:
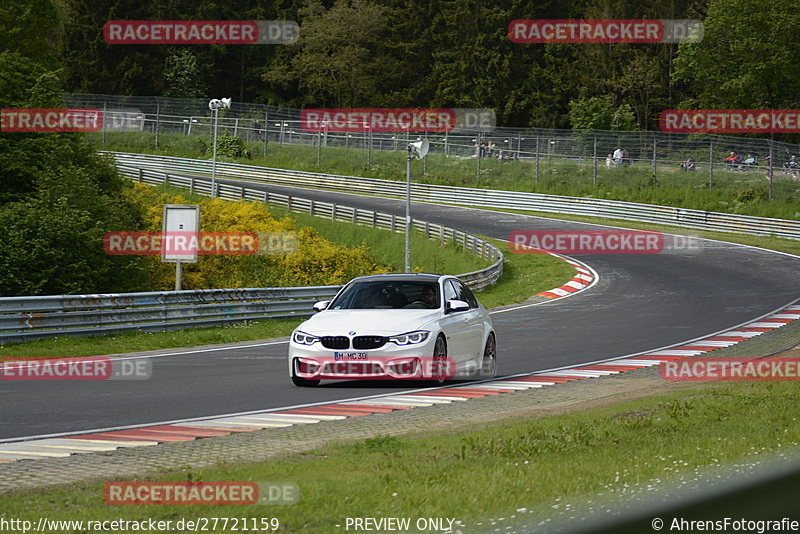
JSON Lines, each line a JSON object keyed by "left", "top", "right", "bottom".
{"left": 612, "top": 147, "right": 623, "bottom": 167}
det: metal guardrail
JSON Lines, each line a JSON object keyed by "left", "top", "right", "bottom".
{"left": 0, "top": 163, "right": 503, "bottom": 344}
{"left": 110, "top": 152, "right": 800, "bottom": 240}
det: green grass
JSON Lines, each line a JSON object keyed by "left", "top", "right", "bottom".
{"left": 2, "top": 381, "right": 799, "bottom": 532}
{"left": 93, "top": 131, "right": 800, "bottom": 220}
{"left": 271, "top": 205, "right": 488, "bottom": 276}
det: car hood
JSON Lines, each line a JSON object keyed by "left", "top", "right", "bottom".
{"left": 298, "top": 309, "right": 441, "bottom": 335}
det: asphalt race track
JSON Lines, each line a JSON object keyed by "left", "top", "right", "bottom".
{"left": 3, "top": 175, "right": 800, "bottom": 440}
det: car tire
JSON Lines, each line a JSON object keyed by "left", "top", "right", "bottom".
{"left": 480, "top": 333, "right": 497, "bottom": 378}
{"left": 291, "top": 361, "right": 320, "bottom": 387}
{"left": 431, "top": 335, "right": 448, "bottom": 387}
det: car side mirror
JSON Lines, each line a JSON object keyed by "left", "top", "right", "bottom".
{"left": 445, "top": 299, "right": 470, "bottom": 313}
{"left": 312, "top": 300, "right": 331, "bottom": 312}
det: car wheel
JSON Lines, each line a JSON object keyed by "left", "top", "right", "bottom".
{"left": 431, "top": 335, "right": 448, "bottom": 386}
{"left": 291, "top": 361, "right": 320, "bottom": 387}
{"left": 480, "top": 333, "right": 497, "bottom": 378}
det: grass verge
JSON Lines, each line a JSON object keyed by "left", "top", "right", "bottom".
{"left": 1, "top": 379, "right": 799, "bottom": 532}
{"left": 93, "top": 132, "right": 800, "bottom": 220}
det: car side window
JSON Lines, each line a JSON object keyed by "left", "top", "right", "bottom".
{"left": 460, "top": 282, "right": 479, "bottom": 308}
{"left": 452, "top": 280, "right": 478, "bottom": 308}
{"left": 443, "top": 280, "right": 458, "bottom": 302}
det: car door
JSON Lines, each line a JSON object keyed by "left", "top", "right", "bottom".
{"left": 437, "top": 279, "right": 470, "bottom": 365}
{"left": 452, "top": 279, "right": 485, "bottom": 362}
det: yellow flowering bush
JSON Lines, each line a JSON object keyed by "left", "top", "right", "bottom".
{"left": 124, "top": 184, "right": 390, "bottom": 290}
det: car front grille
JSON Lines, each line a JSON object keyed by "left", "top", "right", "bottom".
{"left": 352, "top": 336, "right": 386, "bottom": 350}
{"left": 320, "top": 336, "right": 350, "bottom": 349}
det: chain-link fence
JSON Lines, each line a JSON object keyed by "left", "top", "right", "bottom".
{"left": 64, "top": 93, "right": 800, "bottom": 205}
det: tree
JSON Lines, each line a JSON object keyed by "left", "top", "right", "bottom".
{"left": 0, "top": 1, "right": 149, "bottom": 295}
{"left": 262, "top": 0, "right": 389, "bottom": 108}
{"left": 568, "top": 95, "right": 635, "bottom": 131}
{"left": 673, "top": 0, "right": 800, "bottom": 111}
{"left": 164, "top": 50, "right": 207, "bottom": 98}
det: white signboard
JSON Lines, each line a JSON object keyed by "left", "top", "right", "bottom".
{"left": 161, "top": 204, "right": 200, "bottom": 263}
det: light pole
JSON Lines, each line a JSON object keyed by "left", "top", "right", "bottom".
{"left": 405, "top": 139, "right": 429, "bottom": 273}
{"left": 208, "top": 98, "right": 231, "bottom": 198}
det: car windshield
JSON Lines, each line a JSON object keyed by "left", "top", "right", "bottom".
{"left": 328, "top": 281, "right": 440, "bottom": 310}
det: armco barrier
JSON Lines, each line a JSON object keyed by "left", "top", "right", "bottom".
{"left": 107, "top": 152, "right": 800, "bottom": 241}
{"left": 0, "top": 165, "right": 503, "bottom": 344}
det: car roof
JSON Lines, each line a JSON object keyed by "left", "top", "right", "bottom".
{"left": 349, "top": 273, "right": 451, "bottom": 283}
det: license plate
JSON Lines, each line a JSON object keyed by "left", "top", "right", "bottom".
{"left": 333, "top": 352, "right": 368, "bottom": 361}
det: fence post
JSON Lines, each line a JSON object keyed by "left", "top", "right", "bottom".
{"left": 423, "top": 131, "right": 428, "bottom": 176}
{"left": 652, "top": 137, "right": 657, "bottom": 185}
{"left": 768, "top": 142, "right": 774, "bottom": 201}
{"left": 189, "top": 177, "right": 194, "bottom": 195}
{"left": 154, "top": 102, "right": 160, "bottom": 149}
{"left": 367, "top": 127, "right": 372, "bottom": 166}
{"left": 517, "top": 134, "right": 522, "bottom": 160}
{"left": 264, "top": 110, "right": 269, "bottom": 157}
{"left": 138, "top": 168, "right": 143, "bottom": 183}
{"left": 187, "top": 116, "right": 193, "bottom": 136}
{"left": 316, "top": 126, "right": 322, "bottom": 164}
{"left": 709, "top": 138, "right": 714, "bottom": 187}
{"left": 233, "top": 118, "right": 238, "bottom": 137}
{"left": 592, "top": 135, "right": 597, "bottom": 186}
{"left": 310, "top": 199, "right": 315, "bottom": 216}
{"left": 444, "top": 132, "right": 449, "bottom": 156}
{"left": 102, "top": 101, "right": 107, "bottom": 145}
{"left": 535, "top": 133, "right": 540, "bottom": 186}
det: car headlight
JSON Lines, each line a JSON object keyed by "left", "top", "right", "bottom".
{"left": 388, "top": 330, "right": 430, "bottom": 345}
{"left": 293, "top": 331, "right": 320, "bottom": 345}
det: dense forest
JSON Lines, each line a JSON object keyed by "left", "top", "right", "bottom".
{"left": 53, "top": 0, "right": 800, "bottom": 130}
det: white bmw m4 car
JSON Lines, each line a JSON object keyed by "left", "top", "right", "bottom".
{"left": 288, "top": 273, "right": 496, "bottom": 387}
